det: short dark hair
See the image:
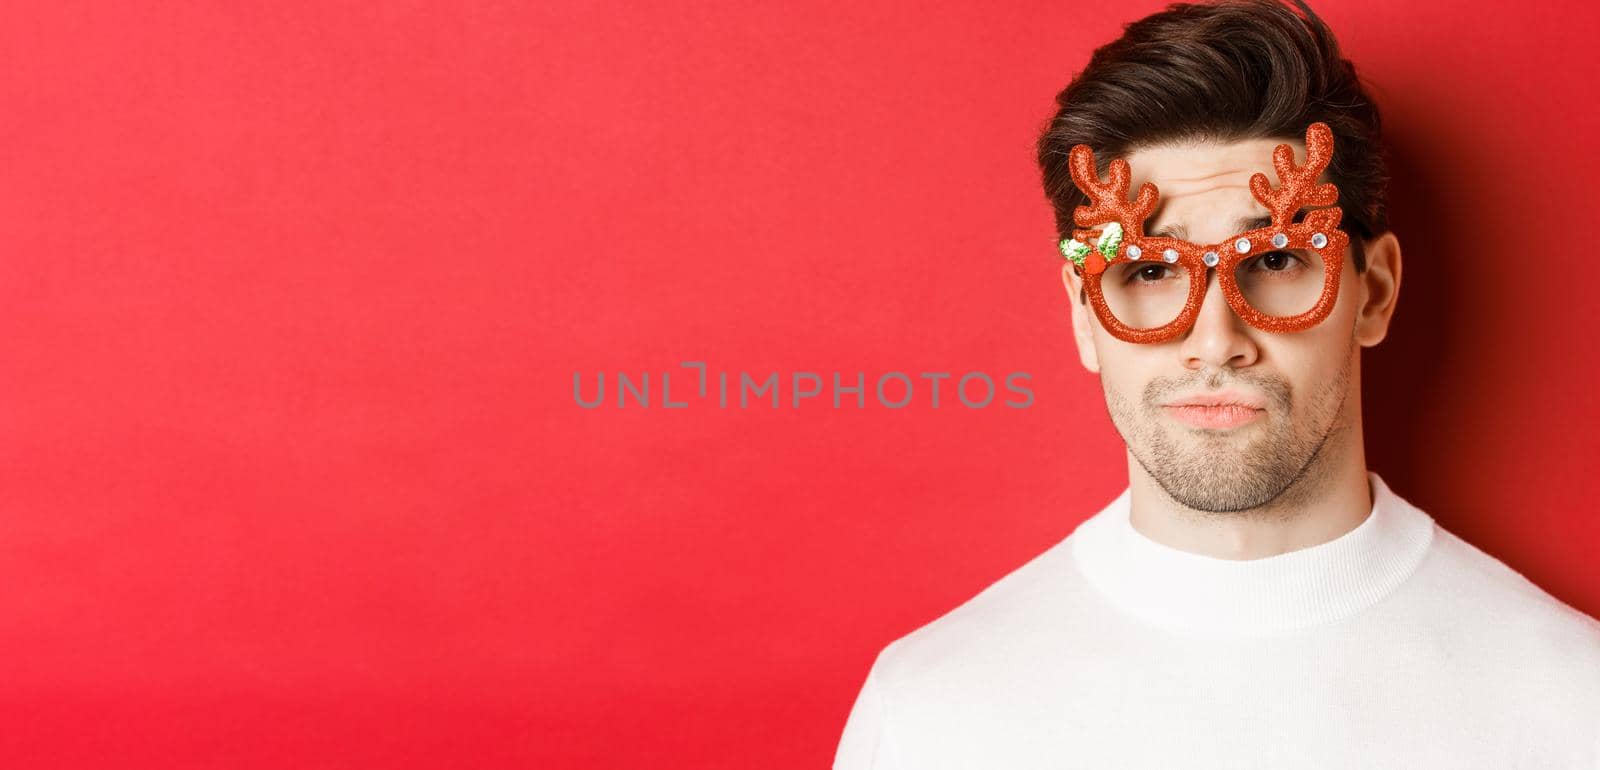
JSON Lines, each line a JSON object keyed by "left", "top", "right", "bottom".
{"left": 1035, "top": 0, "right": 1387, "bottom": 276}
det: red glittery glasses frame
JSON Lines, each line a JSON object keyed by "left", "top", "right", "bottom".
{"left": 1066, "top": 121, "right": 1351, "bottom": 345}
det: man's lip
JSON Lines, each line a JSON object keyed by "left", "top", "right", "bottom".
{"left": 1162, "top": 391, "right": 1267, "bottom": 409}
{"left": 1163, "top": 403, "right": 1264, "bottom": 429}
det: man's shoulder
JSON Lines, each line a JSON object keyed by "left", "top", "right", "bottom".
{"left": 1412, "top": 523, "right": 1600, "bottom": 689}
{"left": 1423, "top": 524, "right": 1600, "bottom": 635}
{"left": 868, "top": 525, "right": 1104, "bottom": 688}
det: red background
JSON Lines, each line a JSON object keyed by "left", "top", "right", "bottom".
{"left": 3, "top": 1, "right": 1597, "bottom": 767}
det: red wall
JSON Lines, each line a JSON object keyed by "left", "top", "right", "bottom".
{"left": 3, "top": 1, "right": 1597, "bottom": 767}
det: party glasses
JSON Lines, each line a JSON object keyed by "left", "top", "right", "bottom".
{"left": 1058, "top": 121, "right": 1350, "bottom": 345}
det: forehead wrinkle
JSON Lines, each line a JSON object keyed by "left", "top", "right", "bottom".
{"left": 1162, "top": 168, "right": 1250, "bottom": 184}
{"left": 1138, "top": 178, "right": 1261, "bottom": 242}
{"left": 1125, "top": 138, "right": 1302, "bottom": 244}
{"left": 1149, "top": 215, "right": 1274, "bottom": 241}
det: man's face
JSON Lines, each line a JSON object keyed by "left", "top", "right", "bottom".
{"left": 1063, "top": 137, "right": 1362, "bottom": 514}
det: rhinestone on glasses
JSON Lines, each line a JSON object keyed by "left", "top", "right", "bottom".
{"left": 1310, "top": 232, "right": 1328, "bottom": 248}
{"left": 1126, "top": 244, "right": 1142, "bottom": 259}
{"left": 1162, "top": 248, "right": 1179, "bottom": 263}
{"left": 1234, "top": 237, "right": 1251, "bottom": 253}
{"left": 1271, "top": 232, "right": 1288, "bottom": 248}
{"left": 1202, "top": 251, "right": 1219, "bottom": 267}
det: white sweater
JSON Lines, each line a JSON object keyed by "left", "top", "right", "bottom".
{"left": 833, "top": 471, "right": 1600, "bottom": 769}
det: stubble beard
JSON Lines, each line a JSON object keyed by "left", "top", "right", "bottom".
{"left": 1103, "top": 349, "right": 1354, "bottom": 517}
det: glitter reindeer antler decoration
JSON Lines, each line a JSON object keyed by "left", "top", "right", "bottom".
{"left": 1248, "top": 121, "right": 1341, "bottom": 234}
{"left": 1057, "top": 146, "right": 1160, "bottom": 274}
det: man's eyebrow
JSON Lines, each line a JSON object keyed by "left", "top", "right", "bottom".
{"left": 1149, "top": 215, "right": 1275, "bottom": 241}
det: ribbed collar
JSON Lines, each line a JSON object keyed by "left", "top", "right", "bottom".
{"left": 1070, "top": 471, "right": 1436, "bottom": 639}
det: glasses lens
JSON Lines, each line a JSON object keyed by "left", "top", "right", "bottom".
{"left": 1234, "top": 247, "right": 1328, "bottom": 318}
{"left": 1100, "top": 259, "right": 1193, "bottom": 330}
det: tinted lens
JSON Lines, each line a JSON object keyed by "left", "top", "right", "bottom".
{"left": 1100, "top": 259, "right": 1193, "bottom": 330}
{"left": 1234, "top": 248, "right": 1327, "bottom": 318}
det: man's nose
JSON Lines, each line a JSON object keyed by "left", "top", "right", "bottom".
{"left": 1178, "top": 267, "right": 1258, "bottom": 369}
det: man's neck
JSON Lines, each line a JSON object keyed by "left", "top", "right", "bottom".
{"left": 1125, "top": 457, "right": 1374, "bottom": 561}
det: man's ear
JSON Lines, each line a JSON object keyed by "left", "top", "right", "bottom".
{"left": 1353, "top": 231, "right": 1402, "bottom": 348}
{"left": 1060, "top": 262, "right": 1101, "bottom": 373}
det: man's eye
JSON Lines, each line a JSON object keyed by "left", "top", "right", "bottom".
{"left": 1128, "top": 264, "right": 1175, "bottom": 283}
{"left": 1250, "top": 250, "right": 1302, "bottom": 271}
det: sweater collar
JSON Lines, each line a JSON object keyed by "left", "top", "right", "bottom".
{"left": 1069, "top": 471, "right": 1436, "bottom": 639}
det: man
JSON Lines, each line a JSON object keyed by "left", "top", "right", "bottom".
{"left": 832, "top": 1, "right": 1600, "bottom": 768}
